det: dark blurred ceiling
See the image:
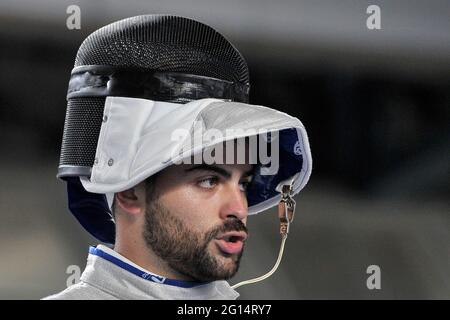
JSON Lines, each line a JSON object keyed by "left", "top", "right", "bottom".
{"left": 1, "top": 0, "right": 450, "bottom": 77}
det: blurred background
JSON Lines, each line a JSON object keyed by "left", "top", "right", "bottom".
{"left": 0, "top": 0, "right": 448, "bottom": 299}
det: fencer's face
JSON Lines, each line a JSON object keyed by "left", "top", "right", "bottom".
{"left": 142, "top": 159, "right": 253, "bottom": 282}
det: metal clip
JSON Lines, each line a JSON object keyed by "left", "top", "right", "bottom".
{"left": 277, "top": 184, "right": 296, "bottom": 236}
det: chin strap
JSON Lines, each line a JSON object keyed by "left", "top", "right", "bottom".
{"left": 231, "top": 184, "right": 296, "bottom": 290}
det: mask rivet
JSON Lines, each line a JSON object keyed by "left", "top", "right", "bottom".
{"left": 94, "top": 158, "right": 99, "bottom": 165}
{"left": 108, "top": 158, "right": 114, "bottom": 166}
{"left": 102, "top": 115, "right": 108, "bottom": 122}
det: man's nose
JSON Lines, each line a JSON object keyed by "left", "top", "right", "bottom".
{"left": 219, "top": 184, "right": 248, "bottom": 221}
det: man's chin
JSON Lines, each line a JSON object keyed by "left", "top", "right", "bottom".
{"left": 205, "top": 243, "right": 242, "bottom": 278}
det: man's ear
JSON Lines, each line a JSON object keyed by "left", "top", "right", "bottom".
{"left": 115, "top": 186, "right": 145, "bottom": 215}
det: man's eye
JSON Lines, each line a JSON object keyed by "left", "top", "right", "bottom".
{"left": 197, "top": 177, "right": 219, "bottom": 189}
{"left": 239, "top": 181, "right": 251, "bottom": 192}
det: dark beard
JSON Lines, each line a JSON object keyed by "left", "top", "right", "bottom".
{"left": 143, "top": 198, "right": 248, "bottom": 282}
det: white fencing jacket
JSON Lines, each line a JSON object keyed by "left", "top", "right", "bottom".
{"left": 43, "top": 245, "right": 239, "bottom": 300}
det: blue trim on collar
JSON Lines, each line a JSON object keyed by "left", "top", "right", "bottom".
{"left": 88, "top": 246, "right": 208, "bottom": 288}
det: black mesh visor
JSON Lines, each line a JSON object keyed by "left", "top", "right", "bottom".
{"left": 58, "top": 15, "right": 250, "bottom": 178}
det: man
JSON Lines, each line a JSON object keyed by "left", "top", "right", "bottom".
{"left": 44, "top": 15, "right": 311, "bottom": 300}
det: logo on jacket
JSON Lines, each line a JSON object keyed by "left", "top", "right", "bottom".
{"left": 142, "top": 272, "right": 166, "bottom": 284}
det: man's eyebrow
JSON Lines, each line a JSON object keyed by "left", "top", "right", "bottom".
{"left": 184, "top": 164, "right": 254, "bottom": 179}
{"left": 242, "top": 166, "right": 255, "bottom": 178}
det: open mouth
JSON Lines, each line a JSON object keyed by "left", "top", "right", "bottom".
{"left": 215, "top": 231, "right": 247, "bottom": 255}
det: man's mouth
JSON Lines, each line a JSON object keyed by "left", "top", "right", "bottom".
{"left": 215, "top": 231, "right": 247, "bottom": 255}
